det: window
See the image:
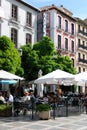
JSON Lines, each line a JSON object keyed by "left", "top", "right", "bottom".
{"left": 58, "top": 16, "right": 61, "bottom": 29}
{"left": 83, "top": 68, "right": 85, "bottom": 72}
{"left": 72, "top": 58, "right": 74, "bottom": 67}
{"left": 83, "top": 54, "right": 85, "bottom": 60}
{"left": 78, "top": 25, "right": 80, "bottom": 32}
{"left": 11, "top": 28, "right": 17, "bottom": 47}
{"left": 78, "top": 39, "right": 81, "bottom": 44}
{"left": 78, "top": 67, "right": 81, "bottom": 73}
{"left": 58, "top": 35, "right": 61, "bottom": 49}
{"left": 78, "top": 53, "right": 80, "bottom": 60}
{"left": 12, "top": 4, "right": 18, "bottom": 21}
{"left": 83, "top": 40, "right": 85, "bottom": 46}
{"left": 65, "top": 20, "right": 68, "bottom": 32}
{"left": 26, "top": 12, "right": 32, "bottom": 27}
{"left": 78, "top": 39, "right": 81, "bottom": 47}
{"left": 65, "top": 38, "right": 68, "bottom": 50}
{"left": 71, "top": 40, "right": 74, "bottom": 52}
{"left": 83, "top": 27, "right": 84, "bottom": 32}
{"left": 71, "top": 23, "right": 74, "bottom": 35}
{"left": 26, "top": 33, "right": 32, "bottom": 44}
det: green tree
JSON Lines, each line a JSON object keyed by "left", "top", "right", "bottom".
{"left": 39, "top": 55, "right": 57, "bottom": 75}
{"left": 0, "top": 36, "right": 24, "bottom": 76}
{"left": 33, "top": 36, "right": 55, "bottom": 57}
{"left": 21, "top": 36, "right": 76, "bottom": 81}
{"left": 53, "top": 55, "right": 76, "bottom": 74}
{"left": 21, "top": 44, "right": 39, "bottom": 80}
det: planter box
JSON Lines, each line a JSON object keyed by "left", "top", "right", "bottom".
{"left": 0, "top": 110, "right": 12, "bottom": 117}
{"left": 0, "top": 105, "right": 12, "bottom": 117}
{"left": 38, "top": 111, "right": 50, "bottom": 120}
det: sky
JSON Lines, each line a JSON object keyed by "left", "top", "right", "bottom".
{"left": 24, "top": 0, "right": 87, "bottom": 20}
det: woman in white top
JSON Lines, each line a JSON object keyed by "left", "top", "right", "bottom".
{"left": 0, "top": 92, "right": 5, "bottom": 103}
{"left": 43, "top": 94, "right": 49, "bottom": 103}
{"left": 23, "top": 91, "right": 30, "bottom": 102}
{"left": 6, "top": 91, "right": 14, "bottom": 103}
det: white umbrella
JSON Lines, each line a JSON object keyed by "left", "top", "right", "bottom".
{"left": 34, "top": 69, "right": 75, "bottom": 84}
{"left": 75, "top": 71, "right": 87, "bottom": 87}
{"left": 75, "top": 71, "right": 87, "bottom": 82}
{"left": 0, "top": 70, "right": 24, "bottom": 80}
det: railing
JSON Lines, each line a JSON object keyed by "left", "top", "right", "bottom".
{"left": 78, "top": 44, "right": 87, "bottom": 50}
{"left": 9, "top": 16, "right": 20, "bottom": 25}
{"left": 78, "top": 58, "right": 87, "bottom": 64}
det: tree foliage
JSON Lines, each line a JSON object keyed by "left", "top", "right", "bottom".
{"left": 21, "top": 44, "right": 39, "bottom": 80}
{"left": 0, "top": 36, "right": 24, "bottom": 76}
{"left": 33, "top": 36, "right": 55, "bottom": 57}
{"left": 21, "top": 36, "right": 76, "bottom": 81}
{"left": 53, "top": 55, "right": 76, "bottom": 74}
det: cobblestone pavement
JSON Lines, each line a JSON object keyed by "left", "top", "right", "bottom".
{"left": 0, "top": 113, "right": 87, "bottom": 130}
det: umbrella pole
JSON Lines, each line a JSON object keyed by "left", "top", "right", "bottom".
{"left": 18, "top": 79, "right": 21, "bottom": 97}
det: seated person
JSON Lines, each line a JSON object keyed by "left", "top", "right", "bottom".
{"left": 43, "top": 94, "right": 49, "bottom": 103}
{"left": 0, "top": 92, "right": 6, "bottom": 104}
{"left": 6, "top": 91, "right": 14, "bottom": 104}
{"left": 23, "top": 91, "right": 30, "bottom": 102}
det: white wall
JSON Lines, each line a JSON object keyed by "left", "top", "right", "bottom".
{"left": 0, "top": 0, "right": 39, "bottom": 48}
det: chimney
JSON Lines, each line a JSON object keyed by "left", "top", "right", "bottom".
{"left": 60, "top": 5, "right": 63, "bottom": 7}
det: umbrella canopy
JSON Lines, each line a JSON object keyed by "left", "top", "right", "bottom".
{"left": 0, "top": 70, "right": 24, "bottom": 80}
{"left": 0, "top": 80, "right": 17, "bottom": 84}
{"left": 75, "top": 71, "right": 87, "bottom": 83}
{"left": 34, "top": 69, "right": 75, "bottom": 84}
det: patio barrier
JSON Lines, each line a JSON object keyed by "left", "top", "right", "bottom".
{"left": 11, "top": 95, "right": 85, "bottom": 120}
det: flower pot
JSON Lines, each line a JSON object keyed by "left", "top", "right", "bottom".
{"left": 38, "top": 110, "right": 50, "bottom": 120}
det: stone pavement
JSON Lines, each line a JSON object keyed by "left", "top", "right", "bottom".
{"left": 0, "top": 113, "right": 87, "bottom": 130}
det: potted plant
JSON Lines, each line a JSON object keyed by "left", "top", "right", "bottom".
{"left": 0, "top": 104, "right": 12, "bottom": 117}
{"left": 36, "top": 103, "right": 51, "bottom": 120}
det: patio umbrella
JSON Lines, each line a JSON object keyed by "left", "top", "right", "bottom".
{"left": 34, "top": 69, "right": 75, "bottom": 84}
{"left": 75, "top": 71, "right": 87, "bottom": 87}
{"left": 0, "top": 70, "right": 24, "bottom": 80}
{"left": 75, "top": 71, "right": 87, "bottom": 82}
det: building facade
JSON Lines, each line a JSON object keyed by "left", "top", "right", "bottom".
{"left": 76, "top": 18, "right": 87, "bottom": 73}
{"left": 38, "top": 5, "right": 77, "bottom": 67}
{"left": 1, "top": 1, "right": 87, "bottom": 74}
{"left": 0, "top": 0, "right": 40, "bottom": 49}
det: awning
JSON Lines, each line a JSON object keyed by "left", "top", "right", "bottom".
{"left": 0, "top": 80, "right": 17, "bottom": 84}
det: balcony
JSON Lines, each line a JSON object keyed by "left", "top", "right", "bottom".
{"left": 78, "top": 58, "right": 87, "bottom": 64}
{"left": 78, "top": 44, "right": 87, "bottom": 50}
{"left": 24, "top": 23, "right": 33, "bottom": 31}
{"left": 59, "top": 48, "right": 69, "bottom": 54}
{"left": 78, "top": 30, "right": 87, "bottom": 38}
{"left": 56, "top": 26, "right": 63, "bottom": 32}
{"left": 63, "top": 29, "right": 70, "bottom": 35}
{"left": 70, "top": 50, "right": 76, "bottom": 55}
{"left": 9, "top": 16, "right": 20, "bottom": 26}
